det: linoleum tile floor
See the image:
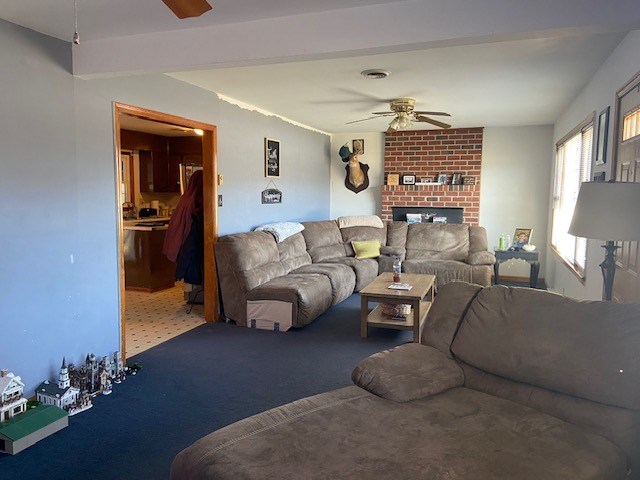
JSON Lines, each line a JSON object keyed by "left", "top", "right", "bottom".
{"left": 124, "top": 284, "right": 205, "bottom": 357}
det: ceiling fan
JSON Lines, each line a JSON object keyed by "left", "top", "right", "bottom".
{"left": 347, "top": 98, "right": 452, "bottom": 132}
{"left": 162, "top": 0, "right": 212, "bottom": 19}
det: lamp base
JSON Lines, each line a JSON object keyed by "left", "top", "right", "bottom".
{"left": 600, "top": 241, "right": 619, "bottom": 301}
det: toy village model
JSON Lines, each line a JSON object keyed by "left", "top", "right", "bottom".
{"left": 0, "top": 353, "right": 141, "bottom": 455}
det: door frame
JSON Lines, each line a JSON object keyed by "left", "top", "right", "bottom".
{"left": 611, "top": 70, "right": 640, "bottom": 174}
{"left": 113, "top": 102, "right": 220, "bottom": 360}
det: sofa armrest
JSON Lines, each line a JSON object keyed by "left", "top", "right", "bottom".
{"left": 351, "top": 344, "right": 464, "bottom": 402}
{"left": 465, "top": 251, "right": 496, "bottom": 266}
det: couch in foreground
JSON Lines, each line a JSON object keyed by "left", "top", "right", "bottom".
{"left": 215, "top": 218, "right": 495, "bottom": 328}
{"left": 171, "top": 284, "right": 640, "bottom": 479}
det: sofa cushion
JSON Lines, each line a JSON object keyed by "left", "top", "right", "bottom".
{"left": 292, "top": 263, "right": 355, "bottom": 305}
{"left": 246, "top": 274, "right": 332, "bottom": 327}
{"left": 385, "top": 221, "right": 408, "bottom": 248}
{"left": 402, "top": 259, "right": 473, "bottom": 286}
{"left": 341, "top": 225, "right": 387, "bottom": 256}
{"left": 351, "top": 344, "right": 463, "bottom": 402}
{"left": 324, "top": 257, "right": 378, "bottom": 291}
{"left": 277, "top": 232, "right": 312, "bottom": 273}
{"left": 336, "top": 215, "right": 384, "bottom": 229}
{"left": 171, "top": 386, "right": 628, "bottom": 480}
{"left": 452, "top": 286, "right": 640, "bottom": 411}
{"left": 461, "top": 359, "right": 640, "bottom": 477}
{"left": 422, "top": 282, "right": 483, "bottom": 356}
{"left": 301, "top": 220, "right": 347, "bottom": 263}
{"left": 406, "top": 223, "right": 470, "bottom": 261}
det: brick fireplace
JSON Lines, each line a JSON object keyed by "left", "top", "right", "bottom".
{"left": 381, "top": 127, "right": 483, "bottom": 225}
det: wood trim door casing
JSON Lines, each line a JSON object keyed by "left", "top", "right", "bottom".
{"left": 113, "top": 103, "right": 220, "bottom": 361}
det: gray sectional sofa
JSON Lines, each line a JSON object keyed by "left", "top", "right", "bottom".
{"left": 171, "top": 284, "right": 640, "bottom": 479}
{"left": 215, "top": 218, "right": 495, "bottom": 328}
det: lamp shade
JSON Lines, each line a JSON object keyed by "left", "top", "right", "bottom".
{"left": 569, "top": 182, "right": 640, "bottom": 241}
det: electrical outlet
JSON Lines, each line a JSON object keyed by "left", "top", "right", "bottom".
{"left": 218, "top": 194, "right": 223, "bottom": 207}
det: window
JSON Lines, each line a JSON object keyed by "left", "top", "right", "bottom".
{"left": 623, "top": 108, "right": 640, "bottom": 141}
{"left": 552, "top": 118, "right": 594, "bottom": 279}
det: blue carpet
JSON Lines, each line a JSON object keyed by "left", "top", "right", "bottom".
{"left": 0, "top": 294, "right": 413, "bottom": 479}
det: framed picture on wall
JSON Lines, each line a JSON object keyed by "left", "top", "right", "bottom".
{"left": 264, "top": 138, "right": 281, "bottom": 178}
{"left": 595, "top": 106, "right": 609, "bottom": 166}
{"left": 352, "top": 139, "right": 364, "bottom": 154}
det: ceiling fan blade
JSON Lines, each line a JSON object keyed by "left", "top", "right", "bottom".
{"left": 345, "top": 116, "right": 379, "bottom": 125}
{"left": 371, "top": 111, "right": 394, "bottom": 115}
{"left": 415, "top": 115, "right": 451, "bottom": 129}
{"left": 346, "top": 114, "right": 395, "bottom": 125}
{"left": 162, "top": 0, "right": 212, "bottom": 19}
{"left": 413, "top": 111, "right": 451, "bottom": 117}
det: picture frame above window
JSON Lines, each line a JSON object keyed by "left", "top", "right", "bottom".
{"left": 401, "top": 174, "right": 416, "bottom": 185}
{"left": 264, "top": 138, "right": 281, "bottom": 178}
{"left": 595, "top": 106, "right": 609, "bottom": 166}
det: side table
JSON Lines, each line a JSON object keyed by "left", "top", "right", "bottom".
{"left": 494, "top": 249, "right": 540, "bottom": 288}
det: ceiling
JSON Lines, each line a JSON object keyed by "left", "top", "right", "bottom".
{"left": 0, "top": 0, "right": 406, "bottom": 42}
{"left": 119, "top": 114, "right": 200, "bottom": 137}
{"left": 169, "top": 32, "right": 625, "bottom": 133}
{"left": 1, "top": 1, "right": 635, "bottom": 134}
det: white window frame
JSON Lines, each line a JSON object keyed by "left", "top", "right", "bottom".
{"left": 551, "top": 114, "right": 595, "bottom": 281}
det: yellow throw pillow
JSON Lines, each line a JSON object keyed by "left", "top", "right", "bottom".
{"left": 352, "top": 240, "right": 381, "bottom": 260}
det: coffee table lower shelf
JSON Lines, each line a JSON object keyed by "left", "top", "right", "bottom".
{"left": 366, "top": 301, "right": 432, "bottom": 331}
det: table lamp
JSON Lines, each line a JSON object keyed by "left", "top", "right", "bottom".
{"left": 568, "top": 181, "right": 640, "bottom": 301}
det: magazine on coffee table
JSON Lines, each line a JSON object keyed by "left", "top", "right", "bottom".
{"left": 388, "top": 283, "right": 413, "bottom": 291}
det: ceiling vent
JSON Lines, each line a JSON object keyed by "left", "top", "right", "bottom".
{"left": 361, "top": 69, "right": 391, "bottom": 80}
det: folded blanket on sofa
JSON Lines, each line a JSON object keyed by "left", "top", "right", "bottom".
{"left": 254, "top": 222, "right": 304, "bottom": 243}
{"left": 336, "top": 215, "right": 384, "bottom": 229}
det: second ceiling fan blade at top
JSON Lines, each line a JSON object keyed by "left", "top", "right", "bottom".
{"left": 162, "top": 0, "right": 212, "bottom": 19}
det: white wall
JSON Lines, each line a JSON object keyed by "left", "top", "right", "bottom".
{"left": 547, "top": 30, "right": 640, "bottom": 299}
{"left": 0, "top": 19, "right": 331, "bottom": 393}
{"left": 330, "top": 132, "right": 385, "bottom": 219}
{"left": 481, "top": 126, "right": 553, "bottom": 280}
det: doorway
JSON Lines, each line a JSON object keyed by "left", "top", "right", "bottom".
{"left": 113, "top": 103, "right": 219, "bottom": 359}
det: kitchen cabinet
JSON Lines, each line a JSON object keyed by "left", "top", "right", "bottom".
{"left": 139, "top": 149, "right": 175, "bottom": 193}
{"left": 121, "top": 129, "right": 202, "bottom": 194}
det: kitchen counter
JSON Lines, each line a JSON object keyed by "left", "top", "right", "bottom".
{"left": 123, "top": 216, "right": 171, "bottom": 231}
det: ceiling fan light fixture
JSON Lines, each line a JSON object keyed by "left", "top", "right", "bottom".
{"left": 360, "top": 69, "right": 391, "bottom": 80}
{"left": 388, "top": 118, "right": 400, "bottom": 131}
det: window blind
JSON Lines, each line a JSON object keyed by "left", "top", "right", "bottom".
{"left": 552, "top": 122, "right": 593, "bottom": 278}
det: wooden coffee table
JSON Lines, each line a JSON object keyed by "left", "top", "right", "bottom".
{"left": 359, "top": 272, "right": 435, "bottom": 343}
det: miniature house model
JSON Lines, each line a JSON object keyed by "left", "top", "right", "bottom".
{"left": 0, "top": 370, "right": 27, "bottom": 422}
{"left": 36, "top": 358, "right": 80, "bottom": 410}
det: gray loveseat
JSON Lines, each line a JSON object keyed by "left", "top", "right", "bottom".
{"left": 171, "top": 284, "right": 640, "bottom": 479}
{"left": 215, "top": 218, "right": 495, "bottom": 328}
